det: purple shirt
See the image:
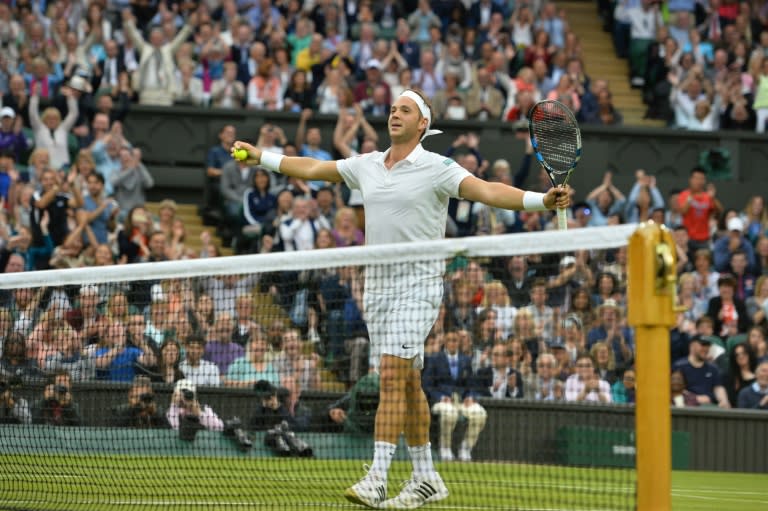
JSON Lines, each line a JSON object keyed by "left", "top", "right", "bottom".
{"left": 204, "top": 340, "right": 245, "bottom": 376}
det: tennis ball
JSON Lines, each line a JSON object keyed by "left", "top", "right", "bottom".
{"left": 233, "top": 149, "right": 249, "bottom": 161}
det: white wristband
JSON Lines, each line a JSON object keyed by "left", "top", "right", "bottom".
{"left": 522, "top": 191, "right": 548, "bottom": 211}
{"left": 260, "top": 151, "right": 284, "bottom": 173}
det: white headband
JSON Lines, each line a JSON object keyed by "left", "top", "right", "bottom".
{"left": 399, "top": 90, "right": 443, "bottom": 141}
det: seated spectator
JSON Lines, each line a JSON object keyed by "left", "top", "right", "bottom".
{"left": 706, "top": 275, "right": 749, "bottom": 340}
{"left": 211, "top": 61, "right": 246, "bottom": 109}
{"left": 474, "top": 342, "right": 524, "bottom": 399}
{"left": 249, "top": 380, "right": 299, "bottom": 431}
{"left": 167, "top": 379, "right": 224, "bottom": 433}
{"left": 204, "top": 313, "right": 245, "bottom": 376}
{"left": 89, "top": 319, "right": 156, "bottom": 383}
{"left": 725, "top": 342, "right": 758, "bottom": 406}
{"left": 671, "top": 369, "right": 699, "bottom": 407}
{"left": 0, "top": 372, "right": 31, "bottom": 424}
{"left": 611, "top": 367, "right": 636, "bottom": 404}
{"left": 673, "top": 335, "right": 730, "bottom": 408}
{"left": 273, "top": 328, "right": 320, "bottom": 398}
{"left": 111, "top": 375, "right": 170, "bottom": 428}
{"left": 179, "top": 334, "right": 221, "bottom": 387}
{"left": 141, "top": 339, "right": 184, "bottom": 385}
{"left": 587, "top": 299, "right": 634, "bottom": 372}
{"left": 736, "top": 360, "right": 768, "bottom": 409}
{"left": 0, "top": 108, "right": 29, "bottom": 163}
{"left": 422, "top": 331, "right": 488, "bottom": 462}
{"left": 746, "top": 276, "right": 768, "bottom": 328}
{"left": 0, "top": 333, "right": 46, "bottom": 385}
{"left": 466, "top": 67, "right": 505, "bottom": 121}
{"left": 326, "top": 367, "right": 380, "bottom": 435}
{"left": 564, "top": 354, "right": 612, "bottom": 403}
{"left": 225, "top": 337, "right": 279, "bottom": 388}
{"left": 590, "top": 341, "right": 618, "bottom": 385}
{"left": 247, "top": 58, "right": 283, "bottom": 111}
{"left": 240, "top": 168, "right": 277, "bottom": 253}
{"left": 32, "top": 371, "right": 81, "bottom": 426}
{"left": 42, "top": 323, "right": 95, "bottom": 382}
{"left": 713, "top": 217, "right": 756, "bottom": 273}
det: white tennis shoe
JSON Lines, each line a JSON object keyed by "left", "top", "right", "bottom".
{"left": 380, "top": 473, "right": 449, "bottom": 509}
{"left": 344, "top": 465, "right": 387, "bottom": 508}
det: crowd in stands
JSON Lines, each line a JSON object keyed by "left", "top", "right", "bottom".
{"left": 0, "top": 0, "right": 767, "bottom": 440}
{"left": 603, "top": 0, "right": 768, "bottom": 129}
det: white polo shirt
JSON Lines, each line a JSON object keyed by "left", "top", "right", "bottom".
{"left": 336, "top": 144, "right": 471, "bottom": 292}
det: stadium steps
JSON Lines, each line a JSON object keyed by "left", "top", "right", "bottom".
{"left": 564, "top": 1, "right": 666, "bottom": 127}
{"left": 144, "top": 201, "right": 233, "bottom": 256}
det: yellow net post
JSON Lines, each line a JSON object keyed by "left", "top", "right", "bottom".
{"left": 627, "top": 221, "right": 676, "bottom": 511}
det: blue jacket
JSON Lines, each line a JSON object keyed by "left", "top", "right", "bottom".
{"left": 422, "top": 351, "right": 475, "bottom": 405}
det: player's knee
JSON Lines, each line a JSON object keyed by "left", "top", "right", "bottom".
{"left": 378, "top": 365, "right": 405, "bottom": 395}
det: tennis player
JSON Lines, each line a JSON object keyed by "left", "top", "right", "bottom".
{"left": 233, "top": 89, "right": 569, "bottom": 509}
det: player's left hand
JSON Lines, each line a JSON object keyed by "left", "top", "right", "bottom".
{"left": 544, "top": 186, "right": 571, "bottom": 210}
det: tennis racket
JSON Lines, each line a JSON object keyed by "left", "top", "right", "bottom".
{"left": 528, "top": 100, "right": 582, "bottom": 231}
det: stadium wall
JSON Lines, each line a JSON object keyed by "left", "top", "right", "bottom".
{"left": 8, "top": 383, "right": 766, "bottom": 473}
{"left": 126, "top": 106, "right": 768, "bottom": 208}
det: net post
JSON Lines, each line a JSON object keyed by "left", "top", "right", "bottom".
{"left": 627, "top": 221, "right": 675, "bottom": 511}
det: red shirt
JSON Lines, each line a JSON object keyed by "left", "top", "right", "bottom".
{"left": 677, "top": 190, "right": 715, "bottom": 242}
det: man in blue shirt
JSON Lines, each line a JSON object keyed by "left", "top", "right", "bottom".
{"left": 672, "top": 335, "right": 730, "bottom": 408}
{"left": 80, "top": 172, "right": 118, "bottom": 245}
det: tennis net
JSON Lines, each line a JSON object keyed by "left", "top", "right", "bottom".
{"left": 0, "top": 224, "right": 639, "bottom": 511}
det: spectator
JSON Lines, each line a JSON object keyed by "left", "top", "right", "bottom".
{"left": 0, "top": 107, "right": 28, "bottom": 163}
{"left": 173, "top": 58, "right": 205, "bottom": 106}
{"left": 673, "top": 335, "right": 730, "bottom": 408}
{"left": 475, "top": 342, "right": 524, "bottom": 399}
{"left": 590, "top": 341, "right": 618, "bottom": 385}
{"left": 677, "top": 167, "right": 722, "bottom": 253}
{"left": 612, "top": 367, "right": 636, "bottom": 404}
{"left": 585, "top": 171, "right": 626, "bottom": 227}
{"left": 78, "top": 172, "right": 118, "bottom": 246}
{"left": 627, "top": 0, "right": 663, "bottom": 87}
{"left": 411, "top": 49, "right": 443, "bottom": 100}
{"left": 523, "top": 278, "right": 558, "bottom": 343}
{"left": 225, "top": 337, "right": 279, "bottom": 388}
{"left": 211, "top": 61, "right": 246, "bottom": 109}
{"left": 42, "top": 323, "right": 94, "bottom": 382}
{"left": 706, "top": 275, "right": 749, "bottom": 340}
{"left": 142, "top": 339, "right": 184, "bottom": 385}
{"left": 203, "top": 124, "right": 236, "bottom": 224}
{"left": 111, "top": 375, "right": 169, "bottom": 428}
{"left": 111, "top": 147, "right": 154, "bottom": 216}
{"left": 327, "top": 367, "right": 380, "bottom": 435}
{"left": 624, "top": 170, "right": 664, "bottom": 223}
{"left": 246, "top": 58, "right": 283, "bottom": 111}
{"left": 203, "top": 313, "right": 245, "bottom": 376}
{"left": 466, "top": 67, "right": 505, "bottom": 121}
{"left": 587, "top": 299, "right": 634, "bottom": 372}
{"left": 28, "top": 84, "right": 78, "bottom": 172}
{"left": 736, "top": 360, "right": 768, "bottom": 409}
{"left": 422, "top": 331, "right": 487, "bottom": 462}
{"left": 280, "top": 197, "right": 331, "bottom": 252}
{"left": 33, "top": 371, "right": 81, "bottom": 426}
{"left": 240, "top": 168, "right": 277, "bottom": 253}
{"left": 31, "top": 168, "right": 83, "bottom": 248}
{"left": 122, "top": 9, "right": 196, "bottom": 106}
{"left": 746, "top": 276, "right": 768, "bottom": 329}
{"left": 725, "top": 342, "right": 757, "bottom": 406}
{"left": 713, "top": 217, "right": 756, "bottom": 273}
{"left": 167, "top": 379, "right": 224, "bottom": 432}
{"left": 283, "top": 69, "right": 315, "bottom": 113}
{"left": 90, "top": 319, "right": 156, "bottom": 383}
{"left": 178, "top": 334, "right": 220, "bottom": 387}
{"left": 564, "top": 354, "right": 612, "bottom": 402}
{"left": 248, "top": 380, "right": 300, "bottom": 432}
{"left": 670, "top": 368, "right": 699, "bottom": 407}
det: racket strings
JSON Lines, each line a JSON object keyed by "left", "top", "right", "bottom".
{"left": 532, "top": 104, "right": 580, "bottom": 175}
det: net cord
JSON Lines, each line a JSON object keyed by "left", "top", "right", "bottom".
{"left": 0, "top": 224, "right": 637, "bottom": 289}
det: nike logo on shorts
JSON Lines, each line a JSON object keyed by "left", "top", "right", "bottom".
{"left": 401, "top": 344, "right": 414, "bottom": 350}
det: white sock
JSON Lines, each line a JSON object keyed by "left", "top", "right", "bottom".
{"left": 408, "top": 443, "right": 437, "bottom": 479}
{"left": 371, "top": 441, "right": 397, "bottom": 480}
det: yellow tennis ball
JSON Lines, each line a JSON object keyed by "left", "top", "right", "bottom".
{"left": 233, "top": 149, "right": 249, "bottom": 161}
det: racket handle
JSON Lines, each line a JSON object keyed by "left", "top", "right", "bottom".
{"left": 557, "top": 207, "right": 568, "bottom": 231}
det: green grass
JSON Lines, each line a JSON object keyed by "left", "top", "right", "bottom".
{"left": 0, "top": 455, "right": 765, "bottom": 510}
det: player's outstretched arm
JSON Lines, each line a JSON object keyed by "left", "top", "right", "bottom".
{"left": 232, "top": 141, "right": 344, "bottom": 183}
{"left": 459, "top": 175, "right": 570, "bottom": 211}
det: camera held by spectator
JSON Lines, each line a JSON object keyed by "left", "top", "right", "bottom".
{"left": 223, "top": 417, "right": 253, "bottom": 452}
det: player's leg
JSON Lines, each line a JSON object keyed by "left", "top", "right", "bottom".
{"left": 344, "top": 353, "right": 410, "bottom": 508}
{"left": 381, "top": 368, "right": 449, "bottom": 509}
{"left": 458, "top": 402, "right": 488, "bottom": 462}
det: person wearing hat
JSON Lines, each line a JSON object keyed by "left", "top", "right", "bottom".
{"left": 0, "top": 107, "right": 28, "bottom": 164}
{"left": 672, "top": 335, "right": 731, "bottom": 408}
{"left": 586, "top": 298, "right": 634, "bottom": 372}
{"left": 713, "top": 216, "right": 756, "bottom": 273}
{"left": 353, "top": 57, "right": 392, "bottom": 111}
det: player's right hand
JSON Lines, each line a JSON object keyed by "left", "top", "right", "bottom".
{"left": 231, "top": 141, "right": 261, "bottom": 165}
